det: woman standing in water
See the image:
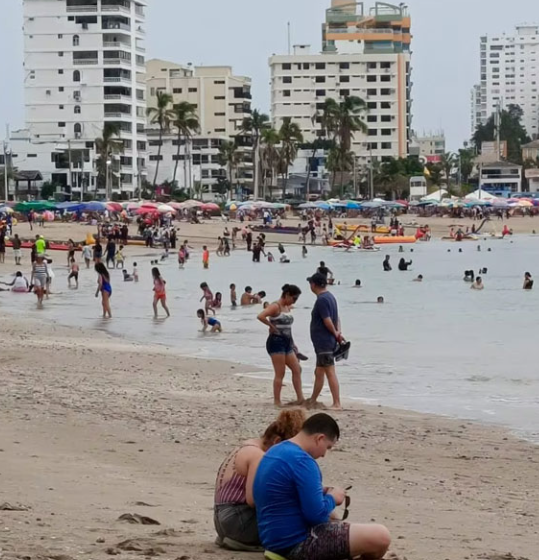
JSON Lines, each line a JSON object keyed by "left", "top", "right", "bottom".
{"left": 257, "top": 284, "right": 305, "bottom": 407}
{"left": 95, "top": 262, "right": 112, "bottom": 318}
{"left": 31, "top": 254, "right": 49, "bottom": 306}
{"left": 152, "top": 267, "right": 170, "bottom": 318}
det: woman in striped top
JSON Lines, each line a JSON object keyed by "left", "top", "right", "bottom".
{"left": 31, "top": 254, "right": 49, "bottom": 306}
{"left": 214, "top": 409, "right": 305, "bottom": 552}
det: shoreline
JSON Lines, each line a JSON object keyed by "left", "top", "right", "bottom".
{"left": 0, "top": 313, "right": 538, "bottom": 560}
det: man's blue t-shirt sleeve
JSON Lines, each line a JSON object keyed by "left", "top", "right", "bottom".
{"left": 316, "top": 294, "right": 335, "bottom": 322}
{"left": 293, "top": 456, "right": 335, "bottom": 525}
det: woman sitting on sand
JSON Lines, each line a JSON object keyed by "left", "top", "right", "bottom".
{"left": 214, "top": 409, "right": 305, "bottom": 552}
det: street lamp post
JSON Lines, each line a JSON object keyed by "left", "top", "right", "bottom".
{"left": 106, "top": 159, "right": 111, "bottom": 200}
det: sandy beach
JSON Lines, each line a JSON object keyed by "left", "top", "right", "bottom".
{"left": 0, "top": 313, "right": 538, "bottom": 560}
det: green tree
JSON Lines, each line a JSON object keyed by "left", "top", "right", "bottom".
{"left": 95, "top": 123, "right": 123, "bottom": 197}
{"left": 278, "top": 117, "right": 303, "bottom": 201}
{"left": 170, "top": 101, "right": 199, "bottom": 189}
{"left": 241, "top": 110, "right": 270, "bottom": 200}
{"left": 40, "top": 181, "right": 56, "bottom": 200}
{"left": 426, "top": 162, "right": 444, "bottom": 189}
{"left": 218, "top": 140, "right": 242, "bottom": 200}
{"left": 472, "top": 104, "right": 530, "bottom": 163}
{"left": 440, "top": 152, "right": 457, "bottom": 193}
{"left": 260, "top": 128, "right": 281, "bottom": 199}
{"left": 458, "top": 146, "right": 475, "bottom": 186}
{"left": 147, "top": 91, "right": 174, "bottom": 188}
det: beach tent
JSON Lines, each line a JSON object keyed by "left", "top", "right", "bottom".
{"left": 464, "top": 190, "right": 498, "bottom": 201}
{"left": 420, "top": 189, "right": 448, "bottom": 201}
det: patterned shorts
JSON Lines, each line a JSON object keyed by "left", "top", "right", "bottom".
{"left": 287, "top": 522, "right": 350, "bottom": 560}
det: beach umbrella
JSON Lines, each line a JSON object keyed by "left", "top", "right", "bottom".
{"left": 182, "top": 199, "right": 203, "bottom": 209}
{"left": 81, "top": 201, "right": 107, "bottom": 213}
{"left": 225, "top": 200, "right": 242, "bottom": 209}
{"left": 57, "top": 201, "right": 83, "bottom": 211}
{"left": 42, "top": 210, "right": 55, "bottom": 222}
{"left": 229, "top": 203, "right": 238, "bottom": 211}
{"left": 157, "top": 204, "right": 175, "bottom": 214}
{"left": 518, "top": 199, "right": 533, "bottom": 207}
{"left": 345, "top": 200, "right": 361, "bottom": 210}
{"left": 315, "top": 202, "right": 333, "bottom": 211}
{"left": 106, "top": 202, "right": 123, "bottom": 212}
{"left": 135, "top": 207, "right": 158, "bottom": 216}
{"left": 0, "top": 205, "right": 14, "bottom": 214}
{"left": 361, "top": 201, "right": 384, "bottom": 209}
{"left": 201, "top": 202, "right": 220, "bottom": 212}
{"left": 298, "top": 202, "right": 318, "bottom": 209}
{"left": 14, "top": 200, "right": 56, "bottom": 212}
{"left": 126, "top": 202, "right": 142, "bottom": 211}
{"left": 168, "top": 201, "right": 184, "bottom": 210}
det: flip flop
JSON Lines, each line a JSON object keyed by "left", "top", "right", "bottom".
{"left": 334, "top": 341, "right": 351, "bottom": 362}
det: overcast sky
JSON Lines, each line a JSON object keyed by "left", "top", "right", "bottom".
{"left": 0, "top": 0, "right": 536, "bottom": 149}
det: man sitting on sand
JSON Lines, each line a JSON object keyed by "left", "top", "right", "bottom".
{"left": 253, "top": 413, "right": 391, "bottom": 560}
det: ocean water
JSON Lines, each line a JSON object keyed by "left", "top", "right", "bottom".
{"left": 2, "top": 236, "right": 539, "bottom": 442}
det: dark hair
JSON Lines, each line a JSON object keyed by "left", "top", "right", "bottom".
{"left": 152, "top": 267, "right": 161, "bottom": 279}
{"left": 133, "top": 262, "right": 138, "bottom": 266}
{"left": 525, "top": 272, "right": 532, "bottom": 277}
{"left": 200, "top": 282, "right": 208, "bottom": 289}
{"left": 15, "top": 271, "right": 22, "bottom": 277}
{"left": 95, "top": 262, "right": 110, "bottom": 281}
{"left": 215, "top": 292, "right": 222, "bottom": 300}
{"left": 197, "top": 309, "right": 205, "bottom": 318}
{"left": 262, "top": 409, "right": 306, "bottom": 447}
{"left": 281, "top": 284, "right": 301, "bottom": 299}
{"left": 245, "top": 286, "right": 252, "bottom": 293}
{"left": 302, "top": 413, "right": 340, "bottom": 441}
{"left": 320, "top": 261, "right": 325, "bottom": 266}
{"left": 258, "top": 291, "right": 266, "bottom": 298}
{"left": 355, "top": 279, "right": 361, "bottom": 286}
{"left": 230, "top": 283, "right": 236, "bottom": 289}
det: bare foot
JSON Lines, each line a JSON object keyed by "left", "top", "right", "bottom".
{"left": 328, "top": 403, "right": 343, "bottom": 411}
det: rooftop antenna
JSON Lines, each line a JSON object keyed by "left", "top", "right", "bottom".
{"left": 287, "top": 22, "right": 291, "bottom": 55}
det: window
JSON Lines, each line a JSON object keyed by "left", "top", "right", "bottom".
{"left": 316, "top": 89, "right": 326, "bottom": 97}
{"left": 214, "top": 95, "right": 225, "bottom": 100}
{"left": 283, "top": 76, "right": 292, "bottom": 83}
{"left": 367, "top": 62, "right": 377, "bottom": 69}
{"left": 58, "top": 69, "right": 64, "bottom": 75}
{"left": 58, "top": 51, "right": 64, "bottom": 57}
{"left": 367, "top": 115, "right": 377, "bottom": 122}
{"left": 382, "top": 142, "right": 392, "bottom": 149}
{"left": 381, "top": 102, "right": 391, "bottom": 109}
{"left": 380, "top": 88, "right": 391, "bottom": 95}
{"left": 283, "top": 90, "right": 291, "bottom": 97}
{"left": 380, "top": 75, "right": 391, "bottom": 82}
{"left": 150, "top": 87, "right": 155, "bottom": 96}
{"left": 315, "top": 62, "right": 326, "bottom": 70}
{"left": 339, "top": 62, "right": 350, "bottom": 69}
{"left": 282, "top": 63, "right": 291, "bottom": 70}
{"left": 368, "top": 143, "right": 378, "bottom": 150}
{"left": 367, "top": 88, "right": 377, "bottom": 96}
{"left": 367, "top": 102, "right": 377, "bottom": 109}
{"left": 74, "top": 123, "right": 82, "bottom": 136}
{"left": 315, "top": 76, "right": 326, "bottom": 83}
{"left": 381, "top": 129, "right": 392, "bottom": 136}
{"left": 58, "top": 122, "right": 66, "bottom": 128}
{"left": 74, "top": 105, "right": 81, "bottom": 114}
{"left": 215, "top": 128, "right": 226, "bottom": 133}
{"left": 214, "top": 80, "right": 225, "bottom": 84}
{"left": 59, "top": 87, "right": 64, "bottom": 92}
{"left": 188, "top": 87, "right": 197, "bottom": 93}
{"left": 368, "top": 129, "right": 377, "bottom": 136}
{"left": 340, "top": 89, "right": 350, "bottom": 97}
{"left": 73, "top": 35, "right": 79, "bottom": 46}
{"left": 303, "top": 63, "right": 310, "bottom": 70}
{"left": 340, "top": 75, "right": 350, "bottom": 83}
{"left": 214, "top": 112, "right": 225, "bottom": 116}
{"left": 380, "top": 62, "right": 391, "bottom": 69}
{"left": 173, "top": 88, "right": 182, "bottom": 94}
{"left": 73, "top": 70, "right": 81, "bottom": 82}
{"left": 367, "top": 75, "right": 377, "bottom": 82}
{"left": 59, "top": 105, "right": 64, "bottom": 110}
{"left": 381, "top": 115, "right": 392, "bottom": 122}
{"left": 149, "top": 155, "right": 163, "bottom": 161}
{"left": 28, "top": 154, "right": 37, "bottom": 158}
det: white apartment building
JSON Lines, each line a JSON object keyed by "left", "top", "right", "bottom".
{"left": 17, "top": 0, "right": 148, "bottom": 198}
{"left": 410, "top": 132, "right": 445, "bottom": 163}
{"left": 472, "top": 24, "right": 539, "bottom": 138}
{"left": 470, "top": 84, "right": 482, "bottom": 135}
{"left": 270, "top": 1, "right": 412, "bottom": 175}
{"left": 145, "top": 59, "right": 253, "bottom": 195}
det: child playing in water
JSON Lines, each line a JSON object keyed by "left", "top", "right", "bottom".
{"left": 152, "top": 267, "right": 170, "bottom": 318}
{"left": 178, "top": 245, "right": 186, "bottom": 268}
{"left": 200, "top": 282, "right": 215, "bottom": 315}
{"left": 132, "top": 262, "right": 139, "bottom": 282}
{"left": 95, "top": 262, "right": 112, "bottom": 319}
{"left": 302, "top": 245, "right": 308, "bottom": 258}
{"left": 123, "top": 269, "right": 134, "bottom": 282}
{"left": 68, "top": 257, "right": 79, "bottom": 289}
{"left": 230, "top": 283, "right": 237, "bottom": 307}
{"left": 213, "top": 292, "right": 222, "bottom": 309}
{"left": 115, "top": 245, "right": 125, "bottom": 269}
{"left": 197, "top": 309, "right": 222, "bottom": 332}
{"left": 202, "top": 245, "right": 209, "bottom": 269}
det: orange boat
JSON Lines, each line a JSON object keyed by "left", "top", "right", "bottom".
{"left": 373, "top": 236, "right": 417, "bottom": 244}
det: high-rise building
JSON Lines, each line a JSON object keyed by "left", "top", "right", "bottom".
{"left": 270, "top": 1, "right": 412, "bottom": 171}
{"left": 470, "top": 84, "right": 482, "bottom": 135}
{"left": 17, "top": 0, "right": 148, "bottom": 197}
{"left": 410, "top": 132, "right": 446, "bottom": 163}
{"left": 473, "top": 24, "right": 539, "bottom": 138}
{"left": 145, "top": 59, "right": 253, "bottom": 195}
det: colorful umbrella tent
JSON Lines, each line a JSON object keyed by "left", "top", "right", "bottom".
{"left": 157, "top": 204, "right": 175, "bottom": 214}
{"left": 14, "top": 201, "right": 56, "bottom": 212}
{"left": 81, "top": 201, "right": 107, "bottom": 213}
{"left": 201, "top": 202, "right": 220, "bottom": 212}
{"left": 106, "top": 202, "right": 123, "bottom": 212}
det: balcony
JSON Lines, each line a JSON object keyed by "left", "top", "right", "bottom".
{"left": 73, "top": 58, "right": 98, "bottom": 65}
{"left": 67, "top": 2, "right": 98, "bottom": 12}
{"left": 102, "top": 22, "right": 131, "bottom": 32}
{"left": 104, "top": 94, "right": 132, "bottom": 101}
{"left": 103, "top": 41, "right": 131, "bottom": 48}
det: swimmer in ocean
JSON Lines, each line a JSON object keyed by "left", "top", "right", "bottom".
{"left": 354, "top": 279, "right": 362, "bottom": 288}
{"left": 413, "top": 275, "right": 423, "bottom": 282}
{"left": 471, "top": 276, "right": 484, "bottom": 290}
{"left": 523, "top": 272, "right": 534, "bottom": 290}
{"left": 197, "top": 309, "right": 222, "bottom": 332}
{"left": 377, "top": 296, "right": 385, "bottom": 304}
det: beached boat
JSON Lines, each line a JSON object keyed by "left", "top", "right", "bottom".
{"left": 332, "top": 244, "right": 381, "bottom": 252}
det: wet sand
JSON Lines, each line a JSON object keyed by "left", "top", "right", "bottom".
{"left": 0, "top": 315, "right": 537, "bottom": 560}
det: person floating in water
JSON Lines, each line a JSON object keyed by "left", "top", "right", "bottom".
{"left": 377, "top": 296, "right": 385, "bottom": 303}
{"left": 523, "top": 272, "right": 534, "bottom": 290}
{"left": 398, "top": 258, "right": 412, "bottom": 271}
{"left": 413, "top": 275, "right": 423, "bottom": 282}
{"left": 471, "top": 276, "right": 484, "bottom": 290}
{"left": 197, "top": 309, "right": 222, "bottom": 332}
{"left": 354, "top": 279, "right": 362, "bottom": 288}
{"left": 383, "top": 255, "right": 392, "bottom": 271}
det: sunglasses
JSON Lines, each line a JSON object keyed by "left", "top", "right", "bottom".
{"left": 342, "top": 486, "right": 353, "bottom": 521}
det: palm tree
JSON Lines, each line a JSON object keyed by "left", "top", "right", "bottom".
{"left": 278, "top": 117, "right": 303, "bottom": 201}
{"left": 146, "top": 91, "right": 174, "bottom": 188}
{"left": 241, "top": 110, "right": 270, "bottom": 200}
{"left": 171, "top": 101, "right": 199, "bottom": 190}
{"left": 260, "top": 128, "right": 280, "bottom": 199}
{"left": 440, "top": 152, "right": 456, "bottom": 196}
{"left": 95, "top": 123, "right": 123, "bottom": 198}
{"left": 218, "top": 140, "right": 242, "bottom": 200}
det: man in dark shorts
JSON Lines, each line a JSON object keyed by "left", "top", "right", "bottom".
{"left": 306, "top": 272, "right": 343, "bottom": 410}
{"left": 253, "top": 414, "right": 390, "bottom": 560}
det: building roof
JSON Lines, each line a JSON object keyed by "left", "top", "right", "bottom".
{"left": 13, "top": 171, "right": 43, "bottom": 182}
{"left": 481, "top": 160, "right": 522, "bottom": 169}
{"left": 522, "top": 140, "right": 539, "bottom": 149}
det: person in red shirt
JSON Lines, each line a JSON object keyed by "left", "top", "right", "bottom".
{"left": 202, "top": 245, "right": 210, "bottom": 269}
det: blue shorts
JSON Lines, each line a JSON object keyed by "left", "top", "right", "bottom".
{"left": 266, "top": 334, "right": 294, "bottom": 356}
{"left": 208, "top": 317, "right": 220, "bottom": 327}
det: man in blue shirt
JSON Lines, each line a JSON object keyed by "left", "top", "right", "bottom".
{"left": 253, "top": 414, "right": 391, "bottom": 560}
{"left": 307, "top": 272, "right": 343, "bottom": 410}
